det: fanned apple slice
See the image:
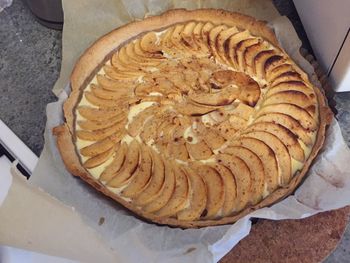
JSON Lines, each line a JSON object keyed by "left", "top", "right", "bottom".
{"left": 142, "top": 160, "right": 176, "bottom": 213}
{"left": 140, "top": 32, "right": 162, "bottom": 53}
{"left": 201, "top": 128, "right": 226, "bottom": 150}
{"left": 244, "top": 41, "right": 272, "bottom": 75}
{"left": 99, "top": 142, "right": 127, "bottom": 182}
{"left": 193, "top": 22, "right": 210, "bottom": 54}
{"left": 212, "top": 164, "right": 237, "bottom": 217}
{"left": 176, "top": 102, "right": 217, "bottom": 116}
{"left": 181, "top": 21, "right": 198, "bottom": 50}
{"left": 208, "top": 24, "right": 228, "bottom": 60}
{"left": 134, "top": 150, "right": 165, "bottom": 206}
{"left": 134, "top": 39, "right": 164, "bottom": 60}
{"left": 177, "top": 167, "right": 207, "bottom": 221}
{"left": 91, "top": 84, "right": 131, "bottom": 100}
{"left": 230, "top": 103, "right": 255, "bottom": 121}
{"left": 167, "top": 139, "right": 189, "bottom": 161}
{"left": 193, "top": 164, "right": 224, "bottom": 219}
{"left": 245, "top": 121, "right": 305, "bottom": 162}
{"left": 104, "top": 64, "right": 141, "bottom": 80}
{"left": 266, "top": 81, "right": 315, "bottom": 98}
{"left": 201, "top": 22, "right": 215, "bottom": 49}
{"left": 236, "top": 38, "right": 260, "bottom": 72}
{"left": 255, "top": 113, "right": 313, "bottom": 146}
{"left": 77, "top": 115, "right": 126, "bottom": 131}
{"left": 223, "top": 146, "right": 264, "bottom": 204}
{"left": 155, "top": 164, "right": 189, "bottom": 217}
{"left": 140, "top": 115, "right": 162, "bottom": 143}
{"left": 107, "top": 140, "right": 140, "bottom": 187}
{"left": 230, "top": 137, "right": 279, "bottom": 193}
{"left": 77, "top": 106, "right": 122, "bottom": 121}
{"left": 117, "top": 46, "right": 147, "bottom": 70}
{"left": 216, "top": 27, "right": 239, "bottom": 64}
{"left": 76, "top": 123, "right": 124, "bottom": 141}
{"left": 216, "top": 154, "right": 251, "bottom": 211}
{"left": 263, "top": 55, "right": 288, "bottom": 79}
{"left": 189, "top": 86, "right": 239, "bottom": 106}
{"left": 127, "top": 104, "right": 159, "bottom": 137}
{"left": 254, "top": 50, "right": 280, "bottom": 80}
{"left": 96, "top": 74, "right": 133, "bottom": 91}
{"left": 265, "top": 64, "right": 294, "bottom": 83}
{"left": 264, "top": 90, "right": 314, "bottom": 110}
{"left": 242, "top": 131, "right": 292, "bottom": 186}
{"left": 186, "top": 140, "right": 213, "bottom": 160}
{"left": 228, "top": 115, "right": 247, "bottom": 130}
{"left": 121, "top": 144, "right": 153, "bottom": 198}
{"left": 215, "top": 120, "right": 239, "bottom": 140}
{"left": 125, "top": 42, "right": 162, "bottom": 67}
{"left": 83, "top": 146, "right": 115, "bottom": 169}
{"left": 271, "top": 72, "right": 303, "bottom": 87}
{"left": 227, "top": 30, "right": 252, "bottom": 68}
{"left": 170, "top": 24, "right": 193, "bottom": 56}
{"left": 80, "top": 137, "right": 115, "bottom": 157}
{"left": 84, "top": 91, "right": 120, "bottom": 108}
{"left": 257, "top": 103, "right": 317, "bottom": 131}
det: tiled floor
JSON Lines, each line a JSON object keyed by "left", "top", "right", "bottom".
{"left": 0, "top": 0, "right": 349, "bottom": 261}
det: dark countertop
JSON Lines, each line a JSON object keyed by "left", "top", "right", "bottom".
{"left": 0, "top": 0, "right": 349, "bottom": 261}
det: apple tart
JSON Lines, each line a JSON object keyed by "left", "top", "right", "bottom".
{"left": 53, "top": 9, "right": 332, "bottom": 228}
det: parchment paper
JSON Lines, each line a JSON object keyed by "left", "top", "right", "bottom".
{"left": 31, "top": 0, "right": 350, "bottom": 262}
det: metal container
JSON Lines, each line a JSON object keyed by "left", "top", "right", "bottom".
{"left": 25, "top": 0, "right": 63, "bottom": 30}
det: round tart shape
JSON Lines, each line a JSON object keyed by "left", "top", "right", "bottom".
{"left": 53, "top": 9, "right": 332, "bottom": 228}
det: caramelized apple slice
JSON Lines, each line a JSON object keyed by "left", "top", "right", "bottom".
{"left": 186, "top": 140, "right": 213, "bottom": 160}
{"left": 223, "top": 146, "right": 264, "bottom": 204}
{"left": 254, "top": 50, "right": 280, "bottom": 80}
{"left": 76, "top": 123, "right": 124, "bottom": 141}
{"left": 193, "top": 164, "right": 225, "bottom": 219}
{"left": 264, "top": 90, "right": 314, "bottom": 110}
{"left": 266, "top": 81, "right": 315, "bottom": 98}
{"left": 84, "top": 91, "right": 120, "bottom": 109}
{"left": 243, "top": 131, "right": 292, "bottom": 185}
{"left": 176, "top": 102, "right": 217, "bottom": 116}
{"left": 181, "top": 21, "right": 198, "bottom": 50}
{"left": 236, "top": 38, "right": 260, "bottom": 72}
{"left": 193, "top": 22, "right": 210, "bottom": 54}
{"left": 167, "top": 139, "right": 189, "bottom": 161}
{"left": 188, "top": 86, "right": 239, "bottom": 106}
{"left": 77, "top": 115, "right": 125, "bottom": 131}
{"left": 244, "top": 41, "right": 271, "bottom": 75}
{"left": 230, "top": 137, "right": 279, "bottom": 193}
{"left": 77, "top": 106, "right": 122, "bottom": 121}
{"left": 216, "top": 154, "right": 251, "bottom": 212}
{"left": 227, "top": 30, "right": 252, "bottom": 68}
{"left": 212, "top": 164, "right": 237, "bottom": 217}
{"left": 121, "top": 144, "right": 153, "bottom": 198}
{"left": 107, "top": 140, "right": 140, "bottom": 187}
{"left": 271, "top": 72, "right": 304, "bottom": 87}
{"left": 266, "top": 64, "right": 294, "bottom": 83}
{"left": 140, "top": 32, "right": 162, "bottom": 53}
{"left": 155, "top": 165, "right": 189, "bottom": 217}
{"left": 127, "top": 104, "right": 159, "bottom": 137}
{"left": 245, "top": 122, "right": 305, "bottom": 162}
{"left": 208, "top": 25, "right": 228, "bottom": 59}
{"left": 104, "top": 65, "right": 140, "bottom": 80}
{"left": 255, "top": 113, "right": 313, "bottom": 146}
{"left": 99, "top": 143, "right": 127, "bottom": 182}
{"left": 96, "top": 74, "right": 134, "bottom": 91}
{"left": 257, "top": 103, "right": 317, "bottom": 131}
{"left": 142, "top": 160, "right": 176, "bottom": 213}
{"left": 91, "top": 84, "right": 131, "bottom": 100}
{"left": 177, "top": 167, "right": 207, "bottom": 221}
{"left": 216, "top": 27, "right": 239, "bottom": 64}
{"left": 83, "top": 146, "right": 115, "bottom": 169}
{"left": 80, "top": 137, "right": 115, "bottom": 157}
{"left": 134, "top": 150, "right": 165, "bottom": 206}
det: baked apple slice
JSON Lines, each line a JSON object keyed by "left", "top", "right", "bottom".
{"left": 142, "top": 160, "right": 176, "bottom": 213}
{"left": 177, "top": 167, "right": 207, "bottom": 221}
{"left": 134, "top": 150, "right": 165, "bottom": 206}
{"left": 155, "top": 164, "right": 189, "bottom": 217}
{"left": 121, "top": 144, "right": 153, "bottom": 198}
{"left": 186, "top": 140, "right": 213, "bottom": 160}
{"left": 216, "top": 27, "right": 239, "bottom": 64}
{"left": 223, "top": 146, "right": 264, "bottom": 204}
{"left": 107, "top": 140, "right": 140, "bottom": 187}
{"left": 99, "top": 142, "right": 127, "bottom": 182}
{"left": 242, "top": 131, "right": 292, "bottom": 186}
{"left": 245, "top": 121, "right": 305, "bottom": 162}
{"left": 96, "top": 74, "right": 134, "bottom": 91}
{"left": 80, "top": 137, "right": 115, "bottom": 157}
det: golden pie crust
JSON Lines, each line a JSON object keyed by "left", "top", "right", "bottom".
{"left": 53, "top": 9, "right": 333, "bottom": 228}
